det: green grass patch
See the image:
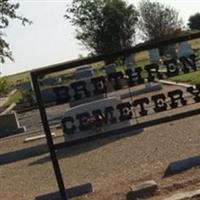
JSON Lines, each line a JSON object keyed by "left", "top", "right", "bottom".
{"left": 170, "top": 70, "right": 200, "bottom": 84}
{"left": 6, "top": 71, "right": 30, "bottom": 86}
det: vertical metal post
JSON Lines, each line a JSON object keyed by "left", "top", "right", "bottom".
{"left": 31, "top": 73, "right": 68, "bottom": 200}
{"left": 123, "top": 55, "right": 139, "bottom": 124}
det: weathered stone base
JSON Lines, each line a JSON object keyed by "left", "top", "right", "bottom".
{"left": 127, "top": 180, "right": 158, "bottom": 199}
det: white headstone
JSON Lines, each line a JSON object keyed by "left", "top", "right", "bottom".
{"left": 62, "top": 97, "right": 132, "bottom": 141}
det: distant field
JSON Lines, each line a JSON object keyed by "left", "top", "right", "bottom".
{"left": 5, "top": 51, "right": 149, "bottom": 83}
{"left": 5, "top": 37, "right": 200, "bottom": 86}
{"left": 6, "top": 71, "right": 30, "bottom": 86}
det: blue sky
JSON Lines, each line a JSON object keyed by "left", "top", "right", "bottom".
{"left": 1, "top": 0, "right": 200, "bottom": 75}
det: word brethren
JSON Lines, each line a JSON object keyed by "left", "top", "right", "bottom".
{"left": 53, "top": 55, "right": 197, "bottom": 104}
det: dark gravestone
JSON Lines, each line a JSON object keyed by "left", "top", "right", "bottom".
{"left": 41, "top": 88, "right": 57, "bottom": 103}
{"left": 125, "top": 55, "right": 136, "bottom": 70}
{"left": 74, "top": 65, "right": 95, "bottom": 80}
{"left": 18, "top": 81, "right": 33, "bottom": 92}
{"left": 105, "top": 63, "right": 117, "bottom": 76}
{"left": 162, "top": 45, "right": 177, "bottom": 60}
{"left": 165, "top": 155, "right": 200, "bottom": 176}
{"left": 149, "top": 48, "right": 160, "bottom": 64}
{"left": 177, "top": 42, "right": 194, "bottom": 58}
{"left": 0, "top": 112, "right": 26, "bottom": 138}
{"left": 41, "top": 77, "right": 58, "bottom": 86}
{"left": 74, "top": 69, "right": 94, "bottom": 80}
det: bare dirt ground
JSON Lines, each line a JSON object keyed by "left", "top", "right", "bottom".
{"left": 1, "top": 113, "right": 200, "bottom": 200}
{"left": 1, "top": 84, "right": 200, "bottom": 200}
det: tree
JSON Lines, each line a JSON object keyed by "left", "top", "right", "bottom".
{"left": 188, "top": 13, "right": 200, "bottom": 30}
{"left": 0, "top": 0, "right": 31, "bottom": 63}
{"left": 138, "top": 0, "right": 183, "bottom": 41}
{"left": 65, "top": 0, "right": 138, "bottom": 57}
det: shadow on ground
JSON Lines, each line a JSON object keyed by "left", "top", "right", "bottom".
{"left": 0, "top": 144, "right": 48, "bottom": 166}
{"left": 35, "top": 183, "right": 92, "bottom": 200}
{"left": 0, "top": 129, "right": 142, "bottom": 166}
{"left": 29, "top": 130, "right": 142, "bottom": 166}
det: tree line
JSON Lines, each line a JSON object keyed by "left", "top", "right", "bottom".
{"left": 0, "top": 0, "right": 200, "bottom": 64}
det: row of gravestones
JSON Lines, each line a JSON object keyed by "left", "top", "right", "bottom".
{"left": 148, "top": 42, "right": 194, "bottom": 64}
{"left": 18, "top": 41, "right": 194, "bottom": 90}
{"left": 17, "top": 41, "right": 195, "bottom": 107}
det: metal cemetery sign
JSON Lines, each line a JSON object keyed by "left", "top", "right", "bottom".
{"left": 31, "top": 32, "right": 200, "bottom": 200}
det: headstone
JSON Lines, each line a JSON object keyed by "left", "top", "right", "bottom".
{"left": 163, "top": 45, "right": 177, "bottom": 59}
{"left": 127, "top": 180, "right": 158, "bottom": 199}
{"left": 41, "top": 77, "right": 57, "bottom": 86}
{"left": 125, "top": 55, "right": 136, "bottom": 70}
{"left": 41, "top": 88, "right": 57, "bottom": 103}
{"left": 41, "top": 77, "right": 106, "bottom": 106}
{"left": 177, "top": 41, "right": 194, "bottom": 58}
{"left": 0, "top": 112, "right": 26, "bottom": 138}
{"left": 105, "top": 63, "right": 117, "bottom": 76}
{"left": 74, "top": 65, "right": 95, "bottom": 80}
{"left": 149, "top": 48, "right": 160, "bottom": 64}
{"left": 62, "top": 97, "right": 132, "bottom": 141}
{"left": 165, "top": 155, "right": 200, "bottom": 176}
{"left": 18, "top": 81, "right": 33, "bottom": 92}
{"left": 17, "top": 81, "right": 36, "bottom": 105}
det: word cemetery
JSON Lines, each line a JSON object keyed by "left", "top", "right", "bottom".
{"left": 56, "top": 54, "right": 199, "bottom": 134}
{"left": 61, "top": 84, "right": 200, "bottom": 134}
